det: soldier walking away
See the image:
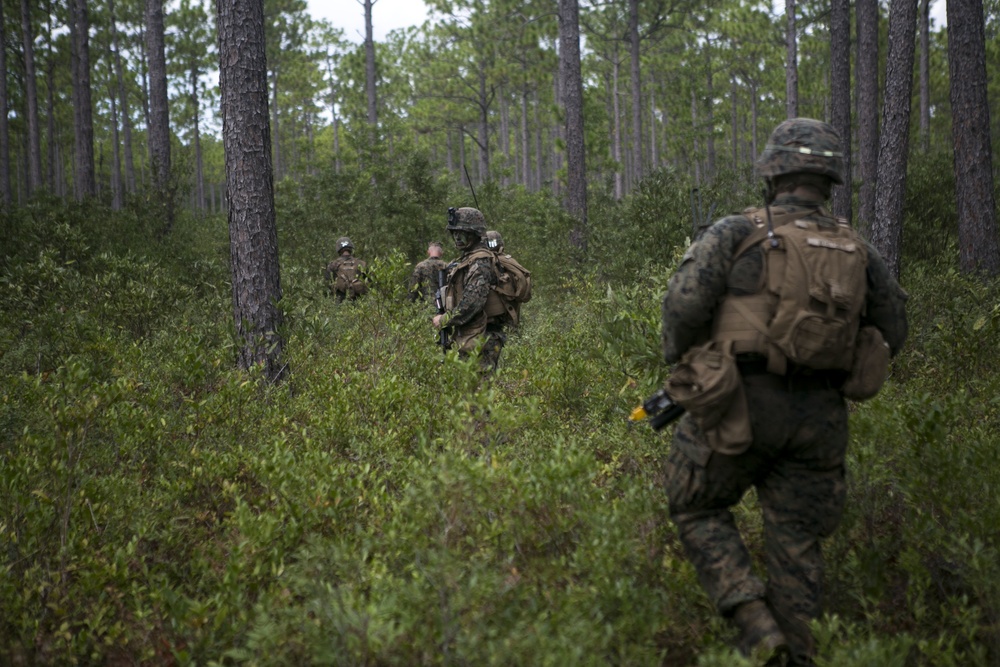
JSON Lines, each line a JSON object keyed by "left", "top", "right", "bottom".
{"left": 432, "top": 207, "right": 505, "bottom": 374}
{"left": 659, "top": 118, "right": 908, "bottom": 666}
{"left": 325, "top": 236, "right": 368, "bottom": 303}
{"left": 408, "top": 241, "right": 447, "bottom": 303}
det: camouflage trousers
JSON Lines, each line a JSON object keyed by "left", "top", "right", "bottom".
{"left": 665, "top": 371, "right": 848, "bottom": 665}
{"left": 457, "top": 330, "right": 505, "bottom": 375}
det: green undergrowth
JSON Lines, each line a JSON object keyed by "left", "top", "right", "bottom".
{"left": 1, "top": 166, "right": 999, "bottom": 665}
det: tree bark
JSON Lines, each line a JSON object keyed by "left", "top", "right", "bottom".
{"left": 830, "top": 0, "right": 852, "bottom": 222}
{"left": 109, "top": 0, "right": 135, "bottom": 193}
{"left": 628, "top": 0, "right": 642, "bottom": 185}
{"left": 0, "top": 0, "right": 10, "bottom": 206}
{"left": 919, "top": 0, "right": 931, "bottom": 152}
{"left": 70, "top": 0, "right": 96, "bottom": 200}
{"left": 192, "top": 67, "right": 204, "bottom": 212}
{"left": 856, "top": 0, "right": 879, "bottom": 238}
{"left": 364, "top": 0, "right": 377, "bottom": 131}
{"left": 20, "top": 0, "right": 42, "bottom": 195}
{"left": 271, "top": 68, "right": 281, "bottom": 179}
{"left": 947, "top": 0, "right": 1000, "bottom": 275}
{"left": 559, "top": 0, "right": 587, "bottom": 250}
{"left": 785, "top": 0, "right": 798, "bottom": 118}
{"left": 872, "top": 0, "right": 918, "bottom": 279}
{"left": 217, "top": 0, "right": 287, "bottom": 382}
{"left": 146, "top": 0, "right": 171, "bottom": 224}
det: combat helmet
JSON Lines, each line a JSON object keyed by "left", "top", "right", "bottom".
{"left": 336, "top": 236, "right": 354, "bottom": 253}
{"left": 756, "top": 118, "right": 844, "bottom": 185}
{"left": 485, "top": 230, "right": 504, "bottom": 253}
{"left": 446, "top": 207, "right": 487, "bottom": 238}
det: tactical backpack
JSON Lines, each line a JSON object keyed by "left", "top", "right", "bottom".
{"left": 335, "top": 257, "right": 368, "bottom": 297}
{"left": 485, "top": 252, "right": 532, "bottom": 326}
{"left": 712, "top": 207, "right": 868, "bottom": 374}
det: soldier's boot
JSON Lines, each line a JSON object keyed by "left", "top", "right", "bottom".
{"left": 733, "top": 600, "right": 790, "bottom": 665}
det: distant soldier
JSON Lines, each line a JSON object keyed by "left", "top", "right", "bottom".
{"left": 485, "top": 230, "right": 504, "bottom": 254}
{"left": 432, "top": 207, "right": 504, "bottom": 373}
{"left": 408, "top": 241, "right": 447, "bottom": 303}
{"left": 324, "top": 237, "right": 368, "bottom": 302}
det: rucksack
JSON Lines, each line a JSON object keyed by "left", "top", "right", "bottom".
{"left": 712, "top": 207, "right": 868, "bottom": 373}
{"left": 485, "top": 252, "right": 532, "bottom": 326}
{"left": 335, "top": 257, "right": 368, "bottom": 297}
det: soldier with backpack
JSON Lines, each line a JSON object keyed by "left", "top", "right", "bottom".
{"left": 325, "top": 237, "right": 368, "bottom": 302}
{"left": 432, "top": 208, "right": 507, "bottom": 373}
{"left": 659, "top": 119, "right": 908, "bottom": 666}
{"left": 485, "top": 230, "right": 531, "bottom": 329}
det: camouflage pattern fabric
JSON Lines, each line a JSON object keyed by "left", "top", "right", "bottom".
{"left": 660, "top": 191, "right": 909, "bottom": 666}
{"left": 325, "top": 253, "right": 367, "bottom": 302}
{"left": 409, "top": 257, "right": 447, "bottom": 302}
{"left": 441, "top": 243, "right": 501, "bottom": 372}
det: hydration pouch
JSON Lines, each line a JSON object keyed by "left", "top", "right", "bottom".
{"left": 666, "top": 341, "right": 752, "bottom": 455}
{"left": 841, "top": 325, "right": 891, "bottom": 401}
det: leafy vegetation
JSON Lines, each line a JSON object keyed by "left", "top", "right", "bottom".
{"left": 1, "top": 149, "right": 999, "bottom": 665}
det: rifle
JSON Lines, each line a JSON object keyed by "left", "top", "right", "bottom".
{"left": 435, "top": 269, "right": 450, "bottom": 349}
{"left": 629, "top": 388, "right": 685, "bottom": 431}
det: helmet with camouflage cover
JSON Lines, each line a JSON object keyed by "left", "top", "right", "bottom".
{"left": 336, "top": 236, "right": 354, "bottom": 253}
{"left": 485, "top": 230, "right": 504, "bottom": 253}
{"left": 756, "top": 118, "right": 844, "bottom": 185}
{"left": 446, "top": 207, "right": 487, "bottom": 238}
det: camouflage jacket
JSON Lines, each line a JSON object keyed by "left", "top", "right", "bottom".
{"left": 441, "top": 245, "right": 498, "bottom": 347}
{"left": 325, "top": 253, "right": 366, "bottom": 293}
{"left": 409, "top": 257, "right": 447, "bottom": 302}
{"left": 661, "top": 193, "right": 909, "bottom": 364}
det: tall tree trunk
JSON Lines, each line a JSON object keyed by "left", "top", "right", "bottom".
{"left": 628, "top": 0, "right": 642, "bottom": 185}
{"left": 705, "top": 47, "right": 715, "bottom": 179}
{"left": 533, "top": 91, "right": 542, "bottom": 192}
{"left": 948, "top": 0, "right": 999, "bottom": 275}
{"left": 477, "top": 66, "right": 489, "bottom": 182}
{"left": 750, "top": 81, "right": 759, "bottom": 159}
{"left": 146, "top": 0, "right": 171, "bottom": 226}
{"left": 856, "top": 0, "right": 879, "bottom": 237}
{"left": 217, "top": 0, "right": 286, "bottom": 383}
{"left": 872, "top": 0, "right": 918, "bottom": 279}
{"left": 785, "top": 0, "right": 798, "bottom": 118}
{"left": 20, "top": 0, "right": 42, "bottom": 195}
{"left": 109, "top": 0, "right": 134, "bottom": 192}
{"left": 919, "top": 0, "right": 931, "bottom": 152}
{"left": 649, "top": 76, "right": 659, "bottom": 170}
{"left": 730, "top": 75, "right": 738, "bottom": 171}
{"left": 271, "top": 68, "right": 281, "bottom": 179}
{"left": 612, "top": 56, "right": 623, "bottom": 200}
{"left": 690, "top": 87, "right": 700, "bottom": 186}
{"left": 830, "top": 0, "right": 852, "bottom": 222}
{"left": 192, "top": 67, "right": 204, "bottom": 212}
{"left": 70, "top": 0, "right": 96, "bottom": 200}
{"left": 108, "top": 72, "right": 123, "bottom": 210}
{"left": 45, "top": 0, "right": 56, "bottom": 192}
{"left": 500, "top": 90, "right": 510, "bottom": 185}
{"left": 364, "top": 0, "right": 377, "bottom": 132}
{"left": 520, "top": 84, "right": 530, "bottom": 190}
{"left": 0, "top": 0, "right": 10, "bottom": 206}
{"left": 559, "top": 0, "right": 587, "bottom": 250}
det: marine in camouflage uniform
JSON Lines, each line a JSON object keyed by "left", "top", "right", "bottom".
{"left": 409, "top": 241, "right": 447, "bottom": 303}
{"left": 433, "top": 207, "right": 504, "bottom": 373}
{"left": 661, "top": 119, "right": 909, "bottom": 666}
{"left": 325, "top": 237, "right": 367, "bottom": 303}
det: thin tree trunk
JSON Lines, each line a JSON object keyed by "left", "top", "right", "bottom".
{"left": 785, "top": 0, "right": 798, "bottom": 118}
{"left": 0, "top": 0, "right": 10, "bottom": 206}
{"left": 192, "top": 68, "right": 204, "bottom": 212}
{"left": 919, "top": 0, "right": 931, "bottom": 152}
{"left": 364, "top": 0, "right": 377, "bottom": 132}
{"left": 520, "top": 84, "right": 530, "bottom": 189}
{"left": 71, "top": 0, "right": 96, "bottom": 200}
{"left": 20, "top": 0, "right": 42, "bottom": 195}
{"left": 271, "top": 68, "right": 281, "bottom": 179}
{"left": 731, "top": 75, "right": 739, "bottom": 171}
{"left": 45, "top": 0, "right": 56, "bottom": 192}
{"left": 750, "top": 80, "right": 759, "bottom": 160}
{"left": 705, "top": 47, "right": 715, "bottom": 179}
{"left": 108, "top": 59, "right": 122, "bottom": 210}
{"left": 533, "top": 91, "right": 542, "bottom": 192}
{"left": 559, "top": 0, "right": 587, "bottom": 249}
{"left": 856, "top": 0, "right": 879, "bottom": 237}
{"left": 477, "top": 66, "right": 489, "bottom": 182}
{"left": 217, "top": 0, "right": 286, "bottom": 383}
{"left": 109, "top": 0, "right": 134, "bottom": 192}
{"left": 872, "top": 0, "right": 918, "bottom": 278}
{"left": 948, "top": 0, "right": 1000, "bottom": 275}
{"left": 831, "top": 0, "right": 852, "bottom": 222}
{"left": 691, "top": 87, "right": 701, "bottom": 186}
{"left": 628, "top": 0, "right": 642, "bottom": 185}
{"left": 146, "top": 0, "right": 171, "bottom": 226}
{"left": 612, "top": 57, "right": 623, "bottom": 200}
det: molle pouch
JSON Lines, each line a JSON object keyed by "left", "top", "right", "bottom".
{"left": 841, "top": 325, "right": 891, "bottom": 401}
{"left": 666, "top": 341, "right": 752, "bottom": 455}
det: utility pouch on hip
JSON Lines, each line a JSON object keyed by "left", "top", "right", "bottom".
{"left": 841, "top": 325, "right": 891, "bottom": 401}
{"left": 666, "top": 341, "right": 752, "bottom": 455}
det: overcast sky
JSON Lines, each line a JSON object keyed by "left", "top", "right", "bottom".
{"left": 308, "top": 0, "right": 948, "bottom": 45}
{"left": 308, "top": 0, "right": 433, "bottom": 44}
